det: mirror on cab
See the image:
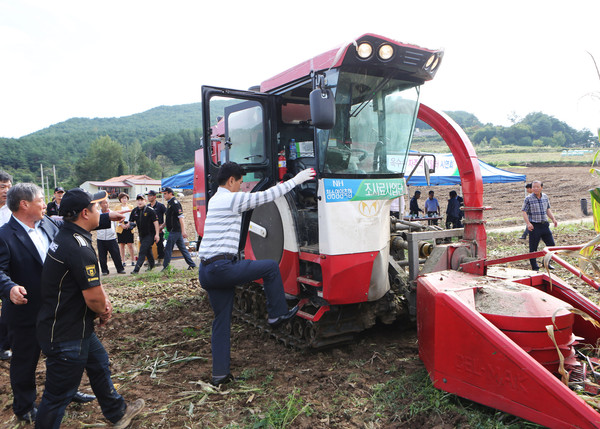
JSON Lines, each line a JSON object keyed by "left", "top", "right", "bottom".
{"left": 309, "top": 88, "right": 336, "bottom": 130}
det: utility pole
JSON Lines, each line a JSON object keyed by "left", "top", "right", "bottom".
{"left": 53, "top": 165, "right": 57, "bottom": 189}
{"left": 40, "top": 164, "right": 45, "bottom": 202}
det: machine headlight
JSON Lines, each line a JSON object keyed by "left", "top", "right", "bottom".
{"left": 425, "top": 54, "right": 436, "bottom": 68}
{"left": 378, "top": 44, "right": 394, "bottom": 60}
{"left": 357, "top": 42, "right": 373, "bottom": 59}
{"left": 431, "top": 57, "right": 440, "bottom": 71}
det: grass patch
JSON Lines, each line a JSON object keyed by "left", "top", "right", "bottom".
{"left": 250, "top": 388, "right": 312, "bottom": 428}
{"left": 369, "top": 368, "right": 542, "bottom": 428}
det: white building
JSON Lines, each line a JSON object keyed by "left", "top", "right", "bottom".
{"left": 80, "top": 175, "right": 162, "bottom": 198}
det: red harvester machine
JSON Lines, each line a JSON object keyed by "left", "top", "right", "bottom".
{"left": 194, "top": 34, "right": 600, "bottom": 427}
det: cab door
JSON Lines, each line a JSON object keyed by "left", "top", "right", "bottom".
{"left": 200, "top": 85, "right": 279, "bottom": 250}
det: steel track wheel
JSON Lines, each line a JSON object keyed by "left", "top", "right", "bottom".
{"left": 292, "top": 318, "right": 305, "bottom": 339}
{"left": 257, "top": 299, "right": 267, "bottom": 318}
{"left": 304, "top": 321, "right": 317, "bottom": 345}
{"left": 240, "top": 291, "right": 252, "bottom": 313}
{"left": 282, "top": 319, "right": 293, "bottom": 336}
{"left": 233, "top": 292, "right": 243, "bottom": 312}
{"left": 251, "top": 293, "right": 263, "bottom": 318}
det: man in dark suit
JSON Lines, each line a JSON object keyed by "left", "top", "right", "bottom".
{"left": 0, "top": 183, "right": 123, "bottom": 423}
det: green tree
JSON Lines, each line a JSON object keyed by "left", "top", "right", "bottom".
{"left": 74, "top": 136, "right": 125, "bottom": 184}
{"left": 124, "top": 140, "right": 161, "bottom": 177}
{"left": 155, "top": 155, "right": 175, "bottom": 178}
{"left": 472, "top": 126, "right": 497, "bottom": 144}
{"left": 489, "top": 136, "right": 502, "bottom": 148}
{"left": 445, "top": 111, "right": 483, "bottom": 129}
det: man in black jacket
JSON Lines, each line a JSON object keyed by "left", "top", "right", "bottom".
{"left": 36, "top": 188, "right": 144, "bottom": 429}
{"left": 129, "top": 194, "right": 159, "bottom": 274}
{"left": 162, "top": 187, "right": 196, "bottom": 271}
{"left": 409, "top": 190, "right": 422, "bottom": 217}
{"left": 44, "top": 187, "right": 64, "bottom": 218}
{"left": 147, "top": 190, "right": 166, "bottom": 262}
{"left": 0, "top": 183, "right": 122, "bottom": 423}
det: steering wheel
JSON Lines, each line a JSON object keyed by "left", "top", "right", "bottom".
{"left": 350, "top": 148, "right": 368, "bottom": 162}
{"left": 295, "top": 159, "right": 308, "bottom": 172}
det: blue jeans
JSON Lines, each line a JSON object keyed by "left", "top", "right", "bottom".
{"left": 163, "top": 231, "right": 195, "bottom": 268}
{"left": 528, "top": 221, "right": 555, "bottom": 270}
{"left": 199, "top": 258, "right": 288, "bottom": 376}
{"left": 36, "top": 333, "right": 125, "bottom": 429}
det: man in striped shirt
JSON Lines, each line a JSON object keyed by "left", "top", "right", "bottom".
{"left": 198, "top": 161, "right": 315, "bottom": 386}
{"left": 521, "top": 180, "right": 558, "bottom": 271}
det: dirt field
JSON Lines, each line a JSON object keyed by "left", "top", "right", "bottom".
{"left": 408, "top": 165, "right": 598, "bottom": 229}
{"left": 1, "top": 165, "right": 599, "bottom": 428}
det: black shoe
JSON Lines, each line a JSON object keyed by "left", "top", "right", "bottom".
{"left": 117, "top": 270, "right": 126, "bottom": 274}
{"left": 16, "top": 407, "right": 37, "bottom": 423}
{"left": 146, "top": 266, "right": 154, "bottom": 272}
{"left": 211, "top": 373, "right": 236, "bottom": 387}
{"left": 0, "top": 349, "right": 11, "bottom": 360}
{"left": 72, "top": 391, "right": 96, "bottom": 403}
{"left": 187, "top": 265, "right": 196, "bottom": 271}
{"left": 547, "top": 264, "right": 555, "bottom": 270}
{"left": 268, "top": 305, "right": 299, "bottom": 329}
{"left": 101, "top": 271, "right": 109, "bottom": 275}
{"left": 131, "top": 270, "right": 139, "bottom": 274}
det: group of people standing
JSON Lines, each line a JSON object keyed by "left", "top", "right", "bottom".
{"left": 94, "top": 187, "right": 196, "bottom": 275}
{"left": 0, "top": 170, "right": 200, "bottom": 427}
{"left": 0, "top": 172, "right": 146, "bottom": 427}
{"left": 407, "top": 189, "right": 463, "bottom": 229}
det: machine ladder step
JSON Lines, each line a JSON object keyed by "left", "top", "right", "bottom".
{"left": 297, "top": 276, "right": 322, "bottom": 287}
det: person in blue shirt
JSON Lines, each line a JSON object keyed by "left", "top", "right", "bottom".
{"left": 521, "top": 181, "right": 558, "bottom": 270}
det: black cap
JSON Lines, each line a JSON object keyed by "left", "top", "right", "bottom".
{"left": 136, "top": 193, "right": 145, "bottom": 200}
{"left": 162, "top": 187, "right": 174, "bottom": 194}
{"left": 147, "top": 190, "right": 157, "bottom": 196}
{"left": 54, "top": 186, "right": 65, "bottom": 193}
{"left": 59, "top": 188, "right": 107, "bottom": 217}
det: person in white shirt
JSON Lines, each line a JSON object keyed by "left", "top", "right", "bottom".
{"left": 96, "top": 199, "right": 126, "bottom": 275}
{"left": 0, "top": 171, "right": 12, "bottom": 227}
{"left": 198, "top": 161, "right": 315, "bottom": 386}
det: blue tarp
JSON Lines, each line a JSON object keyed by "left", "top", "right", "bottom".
{"left": 162, "top": 154, "right": 525, "bottom": 190}
{"left": 405, "top": 153, "right": 525, "bottom": 186}
{"left": 162, "top": 167, "right": 194, "bottom": 190}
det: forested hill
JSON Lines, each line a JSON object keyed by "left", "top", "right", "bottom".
{"left": 0, "top": 103, "right": 203, "bottom": 187}
{"left": 25, "top": 103, "right": 202, "bottom": 144}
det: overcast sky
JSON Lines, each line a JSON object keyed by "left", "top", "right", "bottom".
{"left": 1, "top": 0, "right": 599, "bottom": 139}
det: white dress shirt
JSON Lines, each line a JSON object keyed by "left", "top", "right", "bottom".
{"left": 13, "top": 216, "right": 50, "bottom": 262}
{"left": 0, "top": 204, "right": 10, "bottom": 226}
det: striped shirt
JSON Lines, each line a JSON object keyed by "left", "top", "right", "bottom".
{"left": 198, "top": 178, "right": 298, "bottom": 259}
{"left": 522, "top": 193, "right": 551, "bottom": 223}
